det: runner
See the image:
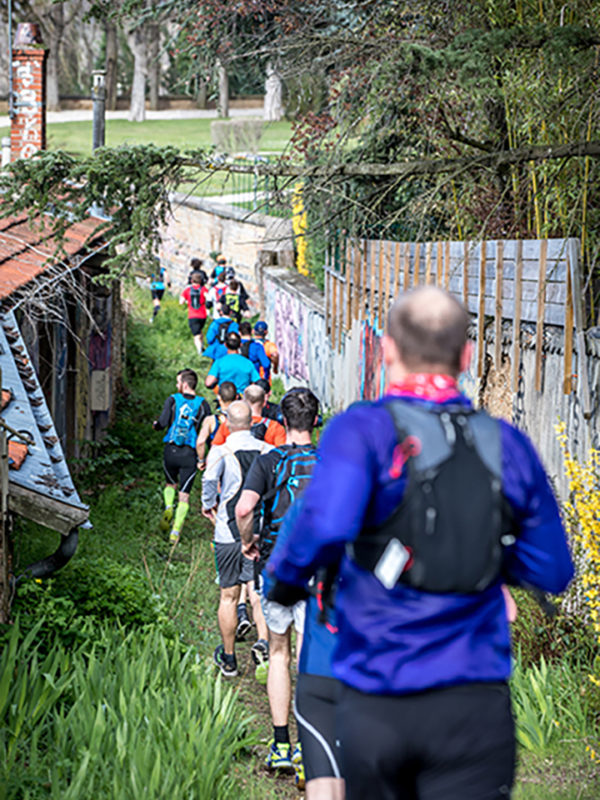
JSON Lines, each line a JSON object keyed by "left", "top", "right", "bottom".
{"left": 255, "top": 378, "right": 283, "bottom": 423}
{"left": 204, "top": 304, "right": 239, "bottom": 362}
{"left": 224, "top": 265, "right": 250, "bottom": 311}
{"left": 224, "top": 279, "right": 249, "bottom": 323}
{"left": 179, "top": 270, "right": 209, "bottom": 356}
{"left": 265, "top": 287, "right": 574, "bottom": 800}
{"left": 236, "top": 387, "right": 320, "bottom": 780}
{"left": 253, "top": 321, "right": 279, "bottom": 377}
{"left": 205, "top": 332, "right": 260, "bottom": 395}
{"left": 266, "top": 499, "right": 342, "bottom": 798}
{"left": 149, "top": 260, "right": 170, "bottom": 322}
{"left": 206, "top": 266, "right": 228, "bottom": 317}
{"left": 195, "top": 381, "right": 238, "bottom": 470}
{"left": 152, "top": 368, "right": 211, "bottom": 544}
{"left": 201, "top": 400, "right": 272, "bottom": 677}
{"left": 239, "top": 323, "right": 271, "bottom": 380}
{"left": 212, "top": 383, "right": 286, "bottom": 447}
{"left": 187, "top": 256, "right": 208, "bottom": 285}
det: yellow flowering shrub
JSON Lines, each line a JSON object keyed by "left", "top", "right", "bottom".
{"left": 556, "top": 420, "right": 600, "bottom": 761}
{"left": 292, "top": 182, "right": 309, "bottom": 276}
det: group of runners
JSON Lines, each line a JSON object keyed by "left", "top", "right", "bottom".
{"left": 150, "top": 257, "right": 574, "bottom": 800}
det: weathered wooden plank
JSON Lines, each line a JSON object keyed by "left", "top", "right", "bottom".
{"left": 403, "top": 242, "right": 410, "bottom": 291}
{"left": 512, "top": 240, "right": 523, "bottom": 392}
{"left": 331, "top": 269, "right": 338, "bottom": 349}
{"left": 495, "top": 240, "right": 504, "bottom": 366}
{"left": 444, "top": 240, "right": 450, "bottom": 290}
{"left": 378, "top": 239, "right": 385, "bottom": 324}
{"left": 383, "top": 241, "right": 392, "bottom": 330}
{"left": 425, "top": 241, "right": 433, "bottom": 285}
{"left": 436, "top": 241, "right": 443, "bottom": 286}
{"left": 535, "top": 239, "right": 548, "bottom": 392}
{"left": 8, "top": 482, "right": 88, "bottom": 536}
{"left": 370, "top": 240, "right": 377, "bottom": 323}
{"left": 477, "top": 242, "right": 486, "bottom": 377}
{"left": 463, "top": 241, "right": 470, "bottom": 306}
{"left": 563, "top": 259, "right": 574, "bottom": 394}
{"left": 360, "top": 239, "right": 368, "bottom": 321}
{"left": 393, "top": 241, "right": 401, "bottom": 301}
{"left": 346, "top": 241, "right": 353, "bottom": 331}
{"left": 568, "top": 239, "right": 592, "bottom": 417}
{"left": 413, "top": 242, "right": 421, "bottom": 287}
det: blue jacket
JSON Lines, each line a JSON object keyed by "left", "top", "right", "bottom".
{"left": 268, "top": 392, "right": 574, "bottom": 695}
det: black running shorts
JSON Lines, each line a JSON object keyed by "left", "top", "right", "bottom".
{"left": 151, "top": 289, "right": 165, "bottom": 300}
{"left": 214, "top": 542, "right": 255, "bottom": 589}
{"left": 294, "top": 673, "right": 343, "bottom": 782}
{"left": 337, "top": 681, "right": 515, "bottom": 800}
{"left": 163, "top": 444, "right": 197, "bottom": 494}
{"left": 188, "top": 317, "right": 206, "bottom": 336}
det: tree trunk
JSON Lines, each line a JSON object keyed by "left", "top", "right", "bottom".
{"left": 217, "top": 59, "right": 229, "bottom": 118}
{"left": 196, "top": 78, "right": 207, "bottom": 109}
{"left": 105, "top": 21, "right": 118, "bottom": 111}
{"left": 45, "top": 4, "right": 65, "bottom": 112}
{"left": 263, "top": 61, "right": 284, "bottom": 121}
{"left": 127, "top": 26, "right": 147, "bottom": 122}
{"left": 147, "top": 23, "right": 159, "bottom": 111}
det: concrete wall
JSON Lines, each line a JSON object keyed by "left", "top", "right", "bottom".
{"left": 159, "top": 194, "right": 294, "bottom": 309}
{"left": 262, "top": 267, "right": 599, "bottom": 500}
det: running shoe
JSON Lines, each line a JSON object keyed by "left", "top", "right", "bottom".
{"left": 236, "top": 610, "right": 252, "bottom": 641}
{"left": 292, "top": 743, "right": 305, "bottom": 789}
{"left": 160, "top": 506, "right": 174, "bottom": 532}
{"left": 169, "top": 529, "right": 180, "bottom": 544}
{"left": 265, "top": 740, "right": 293, "bottom": 771}
{"left": 254, "top": 661, "right": 268, "bottom": 686}
{"left": 213, "top": 645, "right": 238, "bottom": 678}
{"left": 251, "top": 638, "right": 269, "bottom": 666}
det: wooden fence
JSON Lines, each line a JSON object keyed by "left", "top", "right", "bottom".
{"left": 324, "top": 237, "right": 590, "bottom": 410}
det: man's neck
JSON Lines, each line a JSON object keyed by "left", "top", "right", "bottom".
{"left": 286, "top": 430, "right": 312, "bottom": 446}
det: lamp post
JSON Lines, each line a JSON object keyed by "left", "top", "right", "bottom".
{"left": 92, "top": 70, "right": 106, "bottom": 151}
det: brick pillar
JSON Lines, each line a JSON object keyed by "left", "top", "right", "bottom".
{"left": 10, "top": 23, "right": 48, "bottom": 162}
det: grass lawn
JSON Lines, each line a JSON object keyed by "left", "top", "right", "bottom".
{"left": 0, "top": 118, "right": 292, "bottom": 158}
{"left": 10, "top": 288, "right": 600, "bottom": 800}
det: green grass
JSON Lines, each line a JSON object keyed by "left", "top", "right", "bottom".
{"left": 0, "top": 118, "right": 292, "bottom": 158}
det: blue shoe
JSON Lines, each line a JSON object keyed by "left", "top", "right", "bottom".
{"left": 265, "top": 739, "right": 293, "bottom": 771}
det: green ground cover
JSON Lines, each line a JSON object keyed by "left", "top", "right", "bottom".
{"left": 3, "top": 289, "right": 599, "bottom": 799}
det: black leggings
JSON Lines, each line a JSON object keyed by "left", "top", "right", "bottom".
{"left": 295, "top": 674, "right": 342, "bottom": 781}
{"left": 163, "top": 444, "right": 197, "bottom": 494}
{"left": 337, "top": 681, "right": 515, "bottom": 800}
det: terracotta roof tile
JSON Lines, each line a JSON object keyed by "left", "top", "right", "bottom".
{"left": 0, "top": 212, "right": 104, "bottom": 300}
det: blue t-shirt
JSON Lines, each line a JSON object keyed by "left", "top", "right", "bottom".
{"left": 206, "top": 317, "right": 239, "bottom": 345}
{"left": 208, "top": 353, "right": 260, "bottom": 394}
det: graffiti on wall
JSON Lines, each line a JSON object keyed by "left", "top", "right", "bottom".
{"left": 359, "top": 321, "right": 385, "bottom": 401}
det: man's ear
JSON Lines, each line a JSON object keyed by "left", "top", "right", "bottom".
{"left": 382, "top": 334, "right": 400, "bottom": 367}
{"left": 459, "top": 340, "right": 474, "bottom": 375}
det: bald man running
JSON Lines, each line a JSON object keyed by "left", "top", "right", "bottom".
{"left": 202, "top": 400, "right": 272, "bottom": 677}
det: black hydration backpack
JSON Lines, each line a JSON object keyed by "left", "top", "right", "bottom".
{"left": 348, "top": 400, "right": 515, "bottom": 594}
{"left": 217, "top": 319, "right": 231, "bottom": 344}
{"left": 240, "top": 339, "right": 252, "bottom": 359}
{"left": 250, "top": 416, "right": 269, "bottom": 441}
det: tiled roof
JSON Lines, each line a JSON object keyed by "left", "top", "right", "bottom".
{"left": 0, "top": 211, "right": 104, "bottom": 300}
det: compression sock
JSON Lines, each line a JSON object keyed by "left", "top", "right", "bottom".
{"left": 153, "top": 305, "right": 160, "bottom": 319}
{"left": 172, "top": 501, "right": 189, "bottom": 532}
{"left": 273, "top": 725, "right": 290, "bottom": 745}
{"left": 163, "top": 486, "right": 176, "bottom": 509}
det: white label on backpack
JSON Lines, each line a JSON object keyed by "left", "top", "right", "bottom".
{"left": 374, "top": 538, "right": 411, "bottom": 590}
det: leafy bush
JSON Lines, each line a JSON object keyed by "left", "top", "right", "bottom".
{"left": 1, "top": 621, "right": 256, "bottom": 800}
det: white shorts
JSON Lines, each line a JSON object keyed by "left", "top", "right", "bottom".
{"left": 259, "top": 577, "right": 306, "bottom": 636}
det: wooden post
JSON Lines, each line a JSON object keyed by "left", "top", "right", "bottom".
{"left": 463, "top": 240, "right": 470, "bottom": 307}
{"left": 370, "top": 240, "right": 377, "bottom": 324}
{"left": 378, "top": 240, "right": 385, "bottom": 327}
{"left": 512, "top": 240, "right": 523, "bottom": 393}
{"left": 436, "top": 241, "right": 443, "bottom": 286}
{"left": 403, "top": 242, "right": 410, "bottom": 291}
{"left": 567, "top": 239, "right": 592, "bottom": 417}
{"left": 0, "top": 367, "right": 9, "bottom": 624}
{"left": 444, "top": 242, "right": 450, "bottom": 291}
{"left": 360, "top": 240, "right": 368, "bottom": 321}
{"left": 346, "top": 241, "right": 353, "bottom": 331}
{"left": 393, "top": 242, "right": 401, "bottom": 300}
{"left": 425, "top": 241, "right": 433, "bottom": 285}
{"left": 534, "top": 239, "right": 548, "bottom": 392}
{"left": 331, "top": 270, "right": 338, "bottom": 350}
{"left": 382, "top": 241, "right": 392, "bottom": 331}
{"left": 477, "top": 243, "right": 487, "bottom": 377}
{"left": 352, "top": 241, "right": 361, "bottom": 322}
{"left": 413, "top": 242, "right": 421, "bottom": 287}
{"left": 563, "top": 255, "right": 574, "bottom": 394}
{"left": 495, "top": 240, "right": 504, "bottom": 367}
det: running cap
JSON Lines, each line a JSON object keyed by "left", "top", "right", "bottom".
{"left": 254, "top": 321, "right": 268, "bottom": 334}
